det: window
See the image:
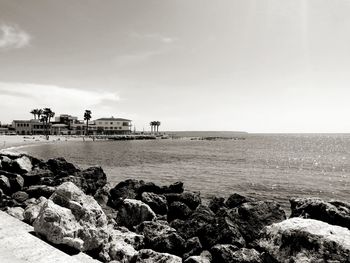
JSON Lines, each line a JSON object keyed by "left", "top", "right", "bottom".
{"left": 110, "top": 122, "right": 113, "bottom": 125}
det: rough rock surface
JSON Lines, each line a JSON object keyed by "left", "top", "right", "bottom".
{"left": 116, "top": 199, "right": 156, "bottom": 228}
{"left": 46, "top": 157, "right": 80, "bottom": 177}
{"left": 183, "top": 237, "right": 203, "bottom": 259}
{"left": 12, "top": 155, "right": 33, "bottom": 174}
{"left": 258, "top": 217, "right": 350, "bottom": 263}
{"left": 225, "top": 193, "right": 256, "bottom": 209}
{"left": 26, "top": 185, "right": 56, "bottom": 198}
{"left": 165, "top": 191, "right": 201, "bottom": 210}
{"left": 208, "top": 196, "right": 226, "bottom": 213}
{"left": 229, "top": 200, "right": 286, "bottom": 243}
{"left": 184, "top": 250, "right": 212, "bottom": 263}
{"left": 136, "top": 220, "right": 185, "bottom": 256}
{"left": 23, "top": 168, "right": 54, "bottom": 186}
{"left": 33, "top": 182, "right": 108, "bottom": 251}
{"left": 141, "top": 192, "right": 168, "bottom": 215}
{"left": 290, "top": 197, "right": 350, "bottom": 229}
{"left": 134, "top": 249, "right": 182, "bottom": 263}
{"left": 23, "top": 196, "right": 47, "bottom": 224}
{"left": 168, "top": 201, "right": 192, "bottom": 221}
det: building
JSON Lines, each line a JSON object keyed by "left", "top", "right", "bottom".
{"left": 12, "top": 120, "right": 47, "bottom": 135}
{"left": 94, "top": 117, "right": 131, "bottom": 135}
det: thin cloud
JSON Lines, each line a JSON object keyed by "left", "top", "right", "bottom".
{"left": 129, "top": 32, "right": 177, "bottom": 44}
{"left": 0, "top": 24, "right": 31, "bottom": 50}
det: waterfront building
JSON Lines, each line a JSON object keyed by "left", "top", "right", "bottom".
{"left": 94, "top": 117, "right": 131, "bottom": 135}
{"left": 12, "top": 120, "right": 47, "bottom": 135}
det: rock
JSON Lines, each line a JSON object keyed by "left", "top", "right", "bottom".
{"left": 141, "top": 192, "right": 168, "bottom": 215}
{"left": 258, "top": 217, "right": 350, "bottom": 263}
{"left": 161, "top": 181, "right": 184, "bottom": 194}
{"left": 229, "top": 200, "right": 286, "bottom": 243}
{"left": 136, "top": 220, "right": 185, "bottom": 256}
{"left": 25, "top": 185, "right": 57, "bottom": 198}
{"left": 134, "top": 249, "right": 182, "bottom": 263}
{"left": 183, "top": 237, "right": 203, "bottom": 259}
{"left": 109, "top": 225, "right": 144, "bottom": 249}
{"left": 23, "top": 168, "right": 54, "bottom": 186}
{"left": 74, "top": 166, "right": 107, "bottom": 195}
{"left": 290, "top": 197, "right": 350, "bottom": 229}
{"left": 6, "top": 206, "right": 24, "bottom": 220}
{"left": 12, "top": 156, "right": 33, "bottom": 174}
{"left": 225, "top": 193, "right": 255, "bottom": 209}
{"left": 211, "top": 246, "right": 262, "bottom": 263}
{"left": 0, "top": 156, "right": 13, "bottom": 172}
{"left": 168, "top": 201, "right": 192, "bottom": 221}
{"left": 165, "top": 191, "right": 201, "bottom": 210}
{"left": 12, "top": 191, "right": 29, "bottom": 203}
{"left": 185, "top": 251, "right": 212, "bottom": 263}
{"left": 23, "top": 196, "right": 47, "bottom": 224}
{"left": 208, "top": 196, "right": 226, "bottom": 213}
{"left": 8, "top": 174, "right": 24, "bottom": 192}
{"left": 199, "top": 210, "right": 246, "bottom": 249}
{"left": 0, "top": 175, "right": 11, "bottom": 194}
{"left": 116, "top": 199, "right": 156, "bottom": 228}
{"left": 46, "top": 157, "right": 80, "bottom": 177}
{"left": 94, "top": 183, "right": 111, "bottom": 206}
{"left": 171, "top": 205, "right": 215, "bottom": 240}
{"left": 33, "top": 182, "right": 108, "bottom": 251}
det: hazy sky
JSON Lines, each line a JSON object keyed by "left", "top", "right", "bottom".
{"left": 1, "top": 0, "right": 350, "bottom": 132}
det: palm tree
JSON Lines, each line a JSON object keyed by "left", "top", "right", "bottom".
{"left": 155, "top": 121, "right": 161, "bottom": 133}
{"left": 84, "top": 110, "right": 92, "bottom": 136}
{"left": 41, "top": 108, "right": 55, "bottom": 139}
{"left": 30, "top": 109, "right": 37, "bottom": 119}
{"left": 37, "top": 109, "right": 43, "bottom": 120}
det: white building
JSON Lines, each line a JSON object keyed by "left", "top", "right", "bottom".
{"left": 94, "top": 117, "right": 131, "bottom": 135}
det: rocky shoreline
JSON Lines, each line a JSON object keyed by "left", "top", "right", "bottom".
{"left": 0, "top": 152, "right": 349, "bottom": 262}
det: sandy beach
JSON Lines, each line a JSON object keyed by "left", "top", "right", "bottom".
{"left": 0, "top": 135, "right": 91, "bottom": 153}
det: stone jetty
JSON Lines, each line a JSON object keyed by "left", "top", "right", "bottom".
{"left": 0, "top": 152, "right": 350, "bottom": 262}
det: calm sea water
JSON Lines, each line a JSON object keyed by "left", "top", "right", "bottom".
{"left": 17, "top": 133, "right": 350, "bottom": 211}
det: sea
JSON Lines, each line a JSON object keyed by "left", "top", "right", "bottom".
{"left": 15, "top": 132, "right": 350, "bottom": 212}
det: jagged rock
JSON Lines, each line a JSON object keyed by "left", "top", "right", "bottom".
{"left": 168, "top": 201, "right": 192, "bottom": 221}
{"left": 100, "top": 225, "right": 144, "bottom": 262}
{"left": 0, "top": 174, "right": 11, "bottom": 194}
{"left": 161, "top": 181, "right": 184, "bottom": 194}
{"left": 165, "top": 191, "right": 201, "bottom": 210}
{"left": 46, "top": 157, "right": 80, "bottom": 177}
{"left": 6, "top": 206, "right": 24, "bottom": 220}
{"left": 116, "top": 199, "right": 156, "bottom": 228}
{"left": 208, "top": 196, "right": 226, "bottom": 213}
{"left": 225, "top": 193, "right": 256, "bottom": 209}
{"left": 211, "top": 246, "right": 262, "bottom": 263}
{"left": 134, "top": 249, "right": 182, "bottom": 263}
{"left": 171, "top": 205, "right": 215, "bottom": 240}
{"left": 185, "top": 251, "right": 212, "bottom": 263}
{"left": 229, "top": 200, "right": 286, "bottom": 243}
{"left": 8, "top": 174, "right": 24, "bottom": 192}
{"left": 258, "top": 218, "right": 350, "bottom": 263}
{"left": 0, "top": 156, "right": 12, "bottom": 172}
{"left": 23, "top": 168, "right": 54, "bottom": 186}
{"left": 25, "top": 185, "right": 56, "bottom": 198}
{"left": 12, "top": 191, "right": 29, "bottom": 203}
{"left": 33, "top": 182, "right": 108, "bottom": 251}
{"left": 94, "top": 183, "right": 111, "bottom": 206}
{"left": 23, "top": 196, "right": 47, "bottom": 224}
{"left": 290, "top": 197, "right": 350, "bottom": 229}
{"left": 141, "top": 192, "right": 168, "bottom": 215}
{"left": 12, "top": 156, "right": 33, "bottom": 174}
{"left": 183, "top": 237, "right": 203, "bottom": 259}
{"left": 136, "top": 220, "right": 185, "bottom": 256}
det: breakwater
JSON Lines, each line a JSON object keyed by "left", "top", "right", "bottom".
{"left": 0, "top": 152, "right": 350, "bottom": 262}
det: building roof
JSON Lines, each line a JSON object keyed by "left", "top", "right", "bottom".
{"left": 95, "top": 117, "right": 131, "bottom": 122}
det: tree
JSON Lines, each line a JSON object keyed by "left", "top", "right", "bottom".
{"left": 41, "top": 108, "right": 55, "bottom": 140}
{"left": 37, "top": 109, "right": 43, "bottom": 120}
{"left": 30, "top": 109, "right": 37, "bottom": 119}
{"left": 155, "top": 121, "right": 161, "bottom": 133}
{"left": 84, "top": 110, "right": 92, "bottom": 136}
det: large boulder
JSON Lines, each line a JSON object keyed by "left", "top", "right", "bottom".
{"left": 168, "top": 201, "right": 192, "bottom": 221}
{"left": 211, "top": 245, "right": 262, "bottom": 263}
{"left": 99, "top": 225, "right": 145, "bottom": 261}
{"left": 94, "top": 183, "right": 111, "bottom": 206}
{"left": 290, "top": 197, "right": 350, "bottom": 229}
{"left": 11, "top": 155, "right": 33, "bottom": 174}
{"left": 0, "top": 174, "right": 11, "bottom": 194}
{"left": 229, "top": 200, "right": 286, "bottom": 243}
{"left": 33, "top": 182, "right": 108, "bottom": 251}
{"left": 183, "top": 237, "right": 203, "bottom": 259}
{"left": 23, "top": 196, "right": 47, "bottom": 224}
{"left": 8, "top": 173, "right": 24, "bottom": 192}
{"left": 161, "top": 181, "right": 184, "bottom": 194}
{"left": 257, "top": 217, "right": 350, "bottom": 263}
{"left": 136, "top": 220, "right": 185, "bottom": 256}
{"left": 12, "top": 191, "right": 29, "bottom": 203}
{"left": 165, "top": 191, "right": 201, "bottom": 210}
{"left": 208, "top": 196, "right": 226, "bottom": 214}
{"left": 25, "top": 185, "right": 56, "bottom": 198}
{"left": 5, "top": 206, "right": 24, "bottom": 220}
{"left": 184, "top": 251, "right": 212, "bottom": 263}
{"left": 134, "top": 249, "right": 182, "bottom": 263}
{"left": 46, "top": 157, "right": 80, "bottom": 177}
{"left": 23, "top": 168, "right": 54, "bottom": 186}
{"left": 225, "top": 193, "right": 256, "bottom": 209}
{"left": 141, "top": 192, "right": 168, "bottom": 215}
{"left": 116, "top": 199, "right": 156, "bottom": 228}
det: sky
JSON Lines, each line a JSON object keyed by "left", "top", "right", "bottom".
{"left": 1, "top": 0, "right": 350, "bottom": 133}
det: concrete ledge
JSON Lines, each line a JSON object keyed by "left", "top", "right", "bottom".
{"left": 0, "top": 211, "right": 100, "bottom": 263}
